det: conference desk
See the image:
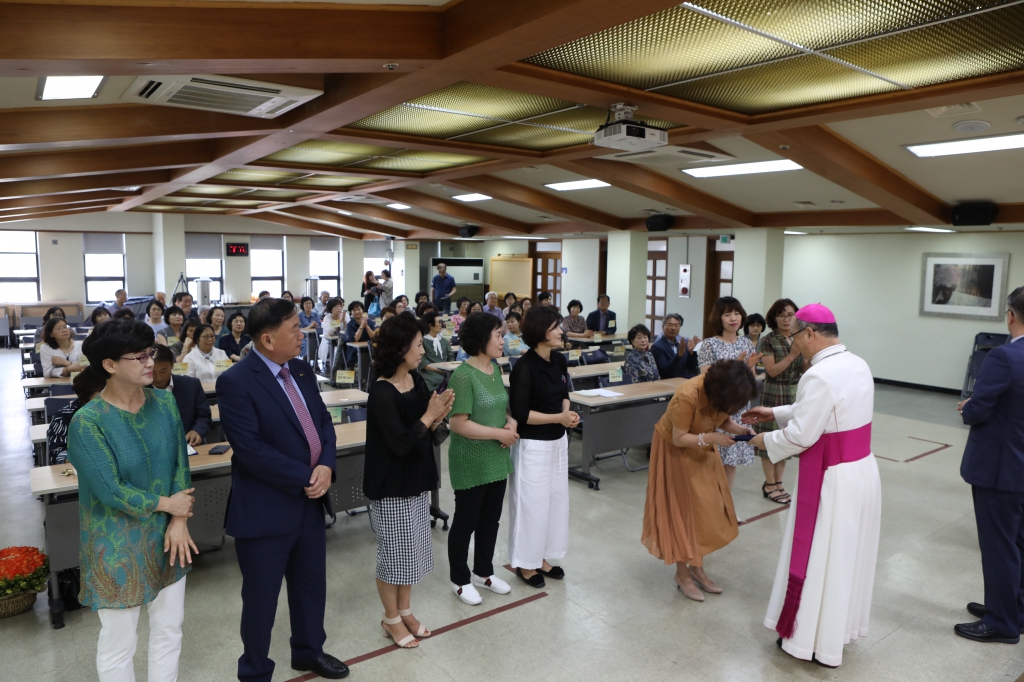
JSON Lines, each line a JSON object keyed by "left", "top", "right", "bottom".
{"left": 427, "top": 356, "right": 510, "bottom": 376}
{"left": 566, "top": 377, "right": 685, "bottom": 490}
{"left": 498, "top": 361, "right": 626, "bottom": 389}
{"left": 566, "top": 333, "right": 629, "bottom": 350}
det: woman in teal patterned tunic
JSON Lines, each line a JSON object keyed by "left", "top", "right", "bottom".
{"left": 68, "top": 319, "right": 198, "bottom": 682}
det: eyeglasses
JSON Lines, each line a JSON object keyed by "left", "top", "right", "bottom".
{"left": 776, "top": 313, "right": 795, "bottom": 320}
{"left": 120, "top": 348, "right": 159, "bottom": 363}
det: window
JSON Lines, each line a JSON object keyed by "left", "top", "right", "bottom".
{"left": 0, "top": 231, "right": 40, "bottom": 302}
{"left": 84, "top": 253, "right": 125, "bottom": 303}
{"left": 251, "top": 249, "right": 283, "bottom": 298}
{"left": 309, "top": 250, "right": 340, "bottom": 297}
{"left": 186, "top": 258, "right": 223, "bottom": 303}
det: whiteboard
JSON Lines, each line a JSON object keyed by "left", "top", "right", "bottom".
{"left": 490, "top": 257, "right": 533, "bottom": 299}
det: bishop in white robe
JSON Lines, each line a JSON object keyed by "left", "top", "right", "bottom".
{"left": 747, "top": 304, "right": 882, "bottom": 668}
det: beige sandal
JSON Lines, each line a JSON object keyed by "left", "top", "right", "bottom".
{"left": 674, "top": 574, "right": 704, "bottom": 602}
{"left": 398, "top": 608, "right": 431, "bottom": 638}
{"left": 381, "top": 615, "right": 418, "bottom": 648}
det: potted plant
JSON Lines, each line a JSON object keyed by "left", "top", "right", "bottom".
{"left": 0, "top": 546, "right": 50, "bottom": 617}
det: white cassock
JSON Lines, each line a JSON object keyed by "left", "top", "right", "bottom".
{"left": 763, "top": 343, "right": 882, "bottom": 667}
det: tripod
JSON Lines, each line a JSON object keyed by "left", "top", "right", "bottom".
{"left": 171, "top": 272, "right": 190, "bottom": 299}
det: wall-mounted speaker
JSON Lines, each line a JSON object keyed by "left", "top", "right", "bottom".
{"left": 646, "top": 214, "right": 675, "bottom": 231}
{"left": 458, "top": 225, "right": 479, "bottom": 238}
{"left": 951, "top": 202, "right": 999, "bottom": 226}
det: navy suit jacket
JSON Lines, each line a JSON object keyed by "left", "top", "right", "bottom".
{"left": 961, "top": 338, "right": 1024, "bottom": 493}
{"left": 170, "top": 374, "right": 212, "bottom": 439}
{"left": 585, "top": 309, "right": 617, "bottom": 333}
{"left": 216, "top": 352, "right": 337, "bottom": 539}
{"left": 651, "top": 333, "right": 699, "bottom": 379}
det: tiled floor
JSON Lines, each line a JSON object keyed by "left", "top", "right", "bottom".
{"left": 1, "top": 348, "right": 1019, "bottom": 682}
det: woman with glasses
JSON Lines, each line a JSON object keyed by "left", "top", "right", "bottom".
{"left": 68, "top": 319, "right": 197, "bottom": 681}
{"left": 182, "top": 324, "right": 230, "bottom": 382}
{"left": 754, "top": 299, "right": 805, "bottom": 505}
{"left": 144, "top": 299, "right": 166, "bottom": 335}
{"left": 34, "top": 306, "right": 67, "bottom": 343}
{"left": 40, "top": 317, "right": 85, "bottom": 378}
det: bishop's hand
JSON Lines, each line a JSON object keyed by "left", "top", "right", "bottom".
{"left": 741, "top": 406, "right": 774, "bottom": 424}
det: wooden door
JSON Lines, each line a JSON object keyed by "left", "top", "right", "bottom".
{"left": 530, "top": 243, "right": 563, "bottom": 310}
{"left": 646, "top": 246, "right": 668, "bottom": 336}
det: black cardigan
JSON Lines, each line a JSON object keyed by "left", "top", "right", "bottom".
{"left": 508, "top": 348, "right": 570, "bottom": 441}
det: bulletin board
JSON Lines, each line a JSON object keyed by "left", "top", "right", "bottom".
{"left": 489, "top": 257, "right": 533, "bottom": 300}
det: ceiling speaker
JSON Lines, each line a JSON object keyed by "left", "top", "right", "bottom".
{"left": 646, "top": 214, "right": 675, "bottom": 232}
{"left": 951, "top": 202, "right": 999, "bottom": 226}
{"left": 458, "top": 225, "right": 479, "bottom": 238}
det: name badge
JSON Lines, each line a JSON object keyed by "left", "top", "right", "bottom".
{"left": 374, "top": 318, "right": 382, "bottom": 326}
{"left": 335, "top": 370, "right": 356, "bottom": 384}
{"left": 328, "top": 406, "right": 343, "bottom": 425}
{"left": 214, "top": 360, "right": 232, "bottom": 375}
{"left": 593, "top": 333, "right": 603, "bottom": 343}
{"left": 35, "top": 342, "right": 43, "bottom": 353}
{"left": 331, "top": 319, "right": 341, "bottom": 328}
{"left": 568, "top": 349, "right": 581, "bottom": 361}
{"left": 440, "top": 329, "right": 451, "bottom": 339}
{"left": 69, "top": 371, "right": 80, "bottom": 380}
{"left": 609, "top": 368, "right": 623, "bottom": 383}
{"left": 613, "top": 345, "right": 626, "bottom": 357}
{"left": 172, "top": 363, "right": 189, "bottom": 375}
{"left": 607, "top": 319, "right": 616, "bottom": 329}
{"left": 78, "top": 357, "right": 90, "bottom": 367}
{"left": 165, "top": 336, "right": 179, "bottom": 345}
{"left": 509, "top": 339, "right": 520, "bottom": 350}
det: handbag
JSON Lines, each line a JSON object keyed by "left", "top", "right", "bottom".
{"left": 368, "top": 297, "right": 382, "bottom": 317}
{"left": 431, "top": 420, "right": 450, "bottom": 447}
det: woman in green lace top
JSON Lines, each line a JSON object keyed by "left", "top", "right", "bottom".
{"left": 446, "top": 312, "right": 518, "bottom": 605}
{"left": 68, "top": 320, "right": 197, "bottom": 681}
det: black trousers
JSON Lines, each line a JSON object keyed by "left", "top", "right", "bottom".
{"left": 448, "top": 478, "right": 507, "bottom": 586}
{"left": 973, "top": 485, "right": 1024, "bottom": 637}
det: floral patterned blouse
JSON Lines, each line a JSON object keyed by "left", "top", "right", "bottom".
{"left": 624, "top": 349, "right": 660, "bottom": 384}
{"left": 561, "top": 315, "right": 588, "bottom": 335}
{"left": 697, "top": 335, "right": 758, "bottom": 467}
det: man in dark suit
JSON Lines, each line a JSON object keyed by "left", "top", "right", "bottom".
{"left": 585, "top": 294, "right": 617, "bottom": 333}
{"left": 650, "top": 313, "right": 700, "bottom": 379}
{"left": 151, "top": 345, "right": 211, "bottom": 446}
{"left": 216, "top": 298, "right": 348, "bottom": 681}
{"left": 956, "top": 285, "right": 1024, "bottom": 644}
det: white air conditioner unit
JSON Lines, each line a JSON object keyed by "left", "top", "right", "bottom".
{"left": 120, "top": 74, "right": 322, "bottom": 119}
{"left": 598, "top": 144, "right": 735, "bottom": 167}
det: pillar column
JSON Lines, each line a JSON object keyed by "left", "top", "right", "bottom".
{"left": 606, "top": 231, "right": 648, "bottom": 328}
{"left": 151, "top": 213, "right": 186, "bottom": 297}
{"left": 341, "top": 238, "right": 364, "bottom": 304}
{"left": 732, "top": 228, "right": 785, "bottom": 316}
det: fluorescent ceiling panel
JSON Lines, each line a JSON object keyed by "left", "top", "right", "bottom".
{"left": 784, "top": 231, "right": 807, "bottom": 235}
{"left": 39, "top": 76, "right": 105, "bottom": 100}
{"left": 453, "top": 193, "right": 491, "bottom": 202}
{"left": 906, "top": 226, "right": 955, "bottom": 233}
{"left": 906, "top": 132, "right": 1024, "bottom": 158}
{"left": 544, "top": 179, "right": 611, "bottom": 191}
{"left": 683, "top": 159, "right": 802, "bottom": 177}
{"left": 387, "top": 203, "right": 411, "bottom": 210}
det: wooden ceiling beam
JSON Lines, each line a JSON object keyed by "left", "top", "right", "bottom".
{"left": 0, "top": 189, "right": 137, "bottom": 212}
{"left": 0, "top": 141, "right": 214, "bottom": 183}
{"left": 321, "top": 128, "right": 543, "bottom": 162}
{"left": 0, "top": 169, "right": 171, "bottom": 200}
{"left": 281, "top": 205, "right": 408, "bottom": 239}
{"left": 746, "top": 126, "right": 950, "bottom": 225}
{"left": 0, "top": 205, "right": 109, "bottom": 223}
{"left": 259, "top": 211, "right": 367, "bottom": 241}
{"left": 374, "top": 188, "right": 533, "bottom": 234}
{"left": 447, "top": 175, "right": 625, "bottom": 230}
{"left": 555, "top": 157, "right": 754, "bottom": 228}
{"left": 240, "top": 160, "right": 423, "bottom": 181}
{"left": 321, "top": 201, "right": 462, "bottom": 237}
{"left": 754, "top": 209, "right": 910, "bottom": 228}
{"left": 0, "top": 200, "right": 118, "bottom": 219}
{"left": 0, "top": 3, "right": 441, "bottom": 76}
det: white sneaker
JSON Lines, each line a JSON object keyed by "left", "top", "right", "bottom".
{"left": 452, "top": 582, "right": 482, "bottom": 605}
{"left": 471, "top": 574, "right": 511, "bottom": 595}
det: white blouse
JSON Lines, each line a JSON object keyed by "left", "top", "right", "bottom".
{"left": 40, "top": 340, "right": 84, "bottom": 378}
{"left": 183, "top": 346, "right": 229, "bottom": 382}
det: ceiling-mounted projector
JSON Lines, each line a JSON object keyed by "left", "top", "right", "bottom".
{"left": 593, "top": 103, "right": 668, "bottom": 152}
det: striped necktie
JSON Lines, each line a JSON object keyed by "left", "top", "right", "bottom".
{"left": 277, "top": 366, "right": 322, "bottom": 468}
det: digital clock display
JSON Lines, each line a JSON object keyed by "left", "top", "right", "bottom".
{"left": 226, "top": 243, "right": 249, "bottom": 257}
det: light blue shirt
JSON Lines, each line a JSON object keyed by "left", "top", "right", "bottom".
{"left": 251, "top": 347, "right": 310, "bottom": 415}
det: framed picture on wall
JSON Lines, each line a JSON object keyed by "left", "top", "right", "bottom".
{"left": 920, "top": 252, "right": 1010, "bottom": 320}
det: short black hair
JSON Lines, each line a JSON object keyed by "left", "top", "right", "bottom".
{"left": 597, "top": 294, "right": 610, "bottom": 304}
{"left": 459, "top": 312, "right": 502, "bottom": 356}
{"left": 627, "top": 324, "right": 651, "bottom": 344}
{"left": 282, "top": 290, "right": 293, "bottom": 300}
{"left": 504, "top": 292, "right": 517, "bottom": 304}
{"left": 348, "top": 300, "right": 364, "bottom": 313}
{"left": 538, "top": 291, "right": 552, "bottom": 302}
{"left": 415, "top": 291, "right": 428, "bottom": 302}
{"left": 372, "top": 314, "right": 422, "bottom": 379}
{"left": 258, "top": 291, "right": 271, "bottom": 298}
{"left": 765, "top": 298, "right": 799, "bottom": 332}
{"left": 704, "top": 360, "right": 758, "bottom": 415}
{"left": 1008, "top": 285, "right": 1024, "bottom": 321}
{"left": 208, "top": 305, "right": 225, "bottom": 322}
{"left": 153, "top": 344, "right": 176, "bottom": 365}
{"left": 247, "top": 298, "right": 297, "bottom": 342}
{"left": 81, "top": 319, "right": 155, "bottom": 379}
{"left": 506, "top": 311, "right": 522, "bottom": 324}
{"left": 744, "top": 313, "right": 767, "bottom": 336}
{"left": 662, "top": 313, "right": 683, "bottom": 327}
{"left": 300, "top": 296, "right": 315, "bottom": 310}
{"left": 146, "top": 299, "right": 165, "bottom": 317}
{"left": 72, "top": 366, "right": 106, "bottom": 402}
{"left": 708, "top": 297, "right": 747, "bottom": 337}
{"left": 43, "top": 316, "right": 69, "bottom": 348}
{"left": 192, "top": 324, "right": 215, "bottom": 344}
{"left": 567, "top": 299, "right": 583, "bottom": 314}
{"left": 420, "top": 311, "right": 440, "bottom": 330}
{"left": 180, "top": 318, "right": 201, "bottom": 341}
{"left": 226, "top": 311, "right": 247, "bottom": 333}
{"left": 381, "top": 269, "right": 391, "bottom": 278}
{"left": 395, "top": 295, "right": 409, "bottom": 305}
{"left": 112, "top": 308, "right": 136, "bottom": 320}
{"left": 44, "top": 306, "right": 66, "bottom": 322}
{"left": 469, "top": 301, "right": 483, "bottom": 313}
{"left": 172, "top": 291, "right": 192, "bottom": 304}
{"left": 90, "top": 307, "right": 111, "bottom": 326}
{"left": 416, "top": 301, "right": 437, "bottom": 317}
{"left": 521, "top": 304, "right": 562, "bottom": 348}
{"left": 325, "top": 298, "right": 343, "bottom": 315}
{"left": 162, "top": 305, "right": 184, "bottom": 323}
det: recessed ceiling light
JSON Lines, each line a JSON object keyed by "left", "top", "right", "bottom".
{"left": 952, "top": 120, "right": 991, "bottom": 134}
{"left": 453, "top": 237, "right": 483, "bottom": 241}
{"left": 544, "top": 179, "right": 610, "bottom": 191}
{"left": 906, "top": 226, "right": 956, "bottom": 233}
{"left": 115, "top": 186, "right": 141, "bottom": 192}
{"left": 505, "top": 236, "right": 547, "bottom": 240}
{"left": 387, "top": 203, "right": 411, "bottom": 210}
{"left": 336, "top": 209, "right": 351, "bottom": 215}
{"left": 683, "top": 160, "right": 802, "bottom": 178}
{"left": 37, "top": 76, "right": 105, "bottom": 100}
{"left": 452, "top": 193, "right": 491, "bottom": 202}
{"left": 784, "top": 231, "right": 807, "bottom": 235}
{"left": 907, "top": 132, "right": 1024, "bottom": 158}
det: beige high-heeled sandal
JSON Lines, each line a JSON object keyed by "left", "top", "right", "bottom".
{"left": 398, "top": 608, "right": 431, "bottom": 638}
{"left": 381, "top": 615, "right": 418, "bottom": 648}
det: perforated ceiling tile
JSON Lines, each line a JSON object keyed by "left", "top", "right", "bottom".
{"left": 179, "top": 185, "right": 243, "bottom": 196}
{"left": 138, "top": 205, "right": 229, "bottom": 213}
{"left": 262, "top": 140, "right": 398, "bottom": 166}
{"left": 526, "top": 6, "right": 798, "bottom": 90}
{"left": 349, "top": 149, "right": 489, "bottom": 172}
{"left": 210, "top": 169, "right": 304, "bottom": 184}
{"left": 205, "top": 199, "right": 269, "bottom": 208}
{"left": 824, "top": 2, "right": 1024, "bottom": 88}
{"left": 288, "top": 176, "right": 374, "bottom": 188}
{"left": 659, "top": 53, "right": 899, "bottom": 114}
{"left": 244, "top": 189, "right": 316, "bottom": 200}
{"left": 157, "top": 196, "right": 214, "bottom": 206}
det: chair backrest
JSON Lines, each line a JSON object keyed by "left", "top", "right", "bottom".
{"left": 582, "top": 350, "right": 610, "bottom": 366}
{"left": 975, "top": 332, "right": 1010, "bottom": 350}
{"left": 44, "top": 396, "right": 76, "bottom": 421}
{"left": 508, "top": 355, "right": 519, "bottom": 370}
{"left": 599, "top": 374, "right": 635, "bottom": 388}
{"left": 33, "top": 361, "right": 43, "bottom": 377}
{"left": 49, "top": 384, "right": 76, "bottom": 396}
{"left": 346, "top": 407, "right": 368, "bottom": 423}
{"left": 29, "top": 350, "right": 41, "bottom": 363}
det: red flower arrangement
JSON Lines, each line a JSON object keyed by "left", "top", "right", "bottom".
{"left": 0, "top": 546, "right": 50, "bottom": 596}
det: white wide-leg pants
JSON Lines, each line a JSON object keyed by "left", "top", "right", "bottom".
{"left": 96, "top": 575, "right": 187, "bottom": 682}
{"left": 508, "top": 435, "right": 569, "bottom": 570}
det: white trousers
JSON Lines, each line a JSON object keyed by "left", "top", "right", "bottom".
{"left": 508, "top": 436, "right": 569, "bottom": 570}
{"left": 96, "top": 576, "right": 187, "bottom": 682}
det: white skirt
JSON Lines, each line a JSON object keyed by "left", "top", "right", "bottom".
{"left": 507, "top": 435, "right": 569, "bottom": 570}
{"left": 765, "top": 454, "right": 882, "bottom": 667}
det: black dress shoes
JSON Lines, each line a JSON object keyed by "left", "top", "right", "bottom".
{"left": 967, "top": 602, "right": 988, "bottom": 619}
{"left": 292, "top": 653, "right": 350, "bottom": 679}
{"left": 538, "top": 565, "right": 565, "bottom": 580}
{"left": 515, "top": 567, "right": 546, "bottom": 588}
{"left": 954, "top": 620, "right": 1020, "bottom": 644}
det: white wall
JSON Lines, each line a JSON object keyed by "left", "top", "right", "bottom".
{"left": 783, "top": 232, "right": 1022, "bottom": 390}
{"left": 561, "top": 238, "right": 599, "bottom": 314}
{"left": 152, "top": 213, "right": 186, "bottom": 295}
{"left": 221, "top": 235, "right": 251, "bottom": 304}
{"left": 464, "top": 238, "right": 531, "bottom": 287}
{"left": 733, "top": 228, "right": 784, "bottom": 317}
{"left": 37, "top": 231, "right": 85, "bottom": 302}
{"left": 341, "top": 239, "right": 364, "bottom": 304}
{"left": 606, "top": 231, "right": 648, "bottom": 329}
{"left": 665, "top": 235, "right": 707, "bottom": 339}
{"left": 285, "top": 235, "right": 310, "bottom": 296}
{"left": 125, "top": 233, "right": 154, "bottom": 295}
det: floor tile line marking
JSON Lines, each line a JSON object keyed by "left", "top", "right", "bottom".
{"left": 282, "top": 592, "right": 549, "bottom": 682}
{"left": 907, "top": 436, "right": 949, "bottom": 446}
{"left": 739, "top": 505, "right": 788, "bottom": 526}
{"left": 903, "top": 444, "right": 952, "bottom": 463}
{"left": 875, "top": 436, "right": 953, "bottom": 464}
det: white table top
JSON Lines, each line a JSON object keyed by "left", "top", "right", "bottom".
{"left": 569, "top": 378, "right": 686, "bottom": 408}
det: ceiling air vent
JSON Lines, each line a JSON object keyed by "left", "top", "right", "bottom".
{"left": 598, "top": 145, "right": 734, "bottom": 168}
{"left": 120, "top": 75, "right": 321, "bottom": 119}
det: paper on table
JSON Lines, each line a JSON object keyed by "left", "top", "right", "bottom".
{"left": 187, "top": 444, "right": 197, "bottom": 456}
{"left": 574, "top": 388, "right": 623, "bottom": 397}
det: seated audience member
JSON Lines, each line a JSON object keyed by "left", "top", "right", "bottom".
{"left": 209, "top": 306, "right": 228, "bottom": 340}
{"left": 452, "top": 298, "right": 470, "bottom": 332}
{"left": 744, "top": 313, "right": 767, "bottom": 352}
{"left": 257, "top": 290, "right": 272, "bottom": 300}
{"left": 482, "top": 292, "right": 506, "bottom": 322}
{"left": 106, "top": 289, "right": 130, "bottom": 315}
{"left": 47, "top": 369, "right": 106, "bottom": 465}
{"left": 154, "top": 292, "right": 166, "bottom": 305}
{"left": 414, "top": 291, "right": 429, "bottom": 307}
{"left": 113, "top": 308, "right": 136, "bottom": 320}
{"left": 35, "top": 306, "right": 67, "bottom": 343}
{"left": 469, "top": 301, "right": 484, "bottom": 315}
{"left": 520, "top": 298, "right": 532, "bottom": 317}
{"left": 298, "top": 296, "right": 321, "bottom": 358}
{"left": 40, "top": 317, "right": 85, "bottom": 377}
{"left": 157, "top": 305, "right": 185, "bottom": 346}
{"left": 586, "top": 295, "right": 617, "bottom": 333}
{"left": 502, "top": 292, "right": 518, "bottom": 317}
{"left": 651, "top": 313, "right": 700, "bottom": 379}
{"left": 218, "top": 312, "right": 251, "bottom": 362}
{"left": 560, "top": 299, "right": 592, "bottom": 341}
{"left": 144, "top": 299, "right": 165, "bottom": 334}
{"left": 314, "top": 290, "right": 331, "bottom": 316}
{"left": 624, "top": 324, "right": 660, "bottom": 384}
{"left": 416, "top": 301, "right": 437, "bottom": 318}
{"left": 537, "top": 292, "right": 552, "bottom": 306}
{"left": 170, "top": 318, "right": 201, "bottom": 362}
{"left": 319, "top": 297, "right": 347, "bottom": 372}
{"left": 281, "top": 291, "right": 299, "bottom": 312}
{"left": 344, "top": 301, "right": 376, "bottom": 366}
{"left": 151, "top": 345, "right": 212, "bottom": 447}
{"left": 197, "top": 305, "right": 211, "bottom": 324}
{"left": 503, "top": 312, "right": 528, "bottom": 356}
{"left": 396, "top": 299, "right": 413, "bottom": 317}
{"left": 172, "top": 291, "right": 198, "bottom": 320}
{"left": 380, "top": 305, "right": 397, "bottom": 321}
{"left": 417, "top": 311, "right": 451, "bottom": 392}
{"left": 182, "top": 324, "right": 229, "bottom": 382}
{"left": 89, "top": 306, "right": 111, "bottom": 328}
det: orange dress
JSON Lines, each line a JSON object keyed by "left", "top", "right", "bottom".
{"left": 641, "top": 375, "right": 739, "bottom": 565}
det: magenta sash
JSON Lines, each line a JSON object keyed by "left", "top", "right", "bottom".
{"left": 776, "top": 422, "right": 872, "bottom": 640}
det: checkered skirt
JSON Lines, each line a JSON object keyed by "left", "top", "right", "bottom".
{"left": 368, "top": 492, "right": 434, "bottom": 585}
